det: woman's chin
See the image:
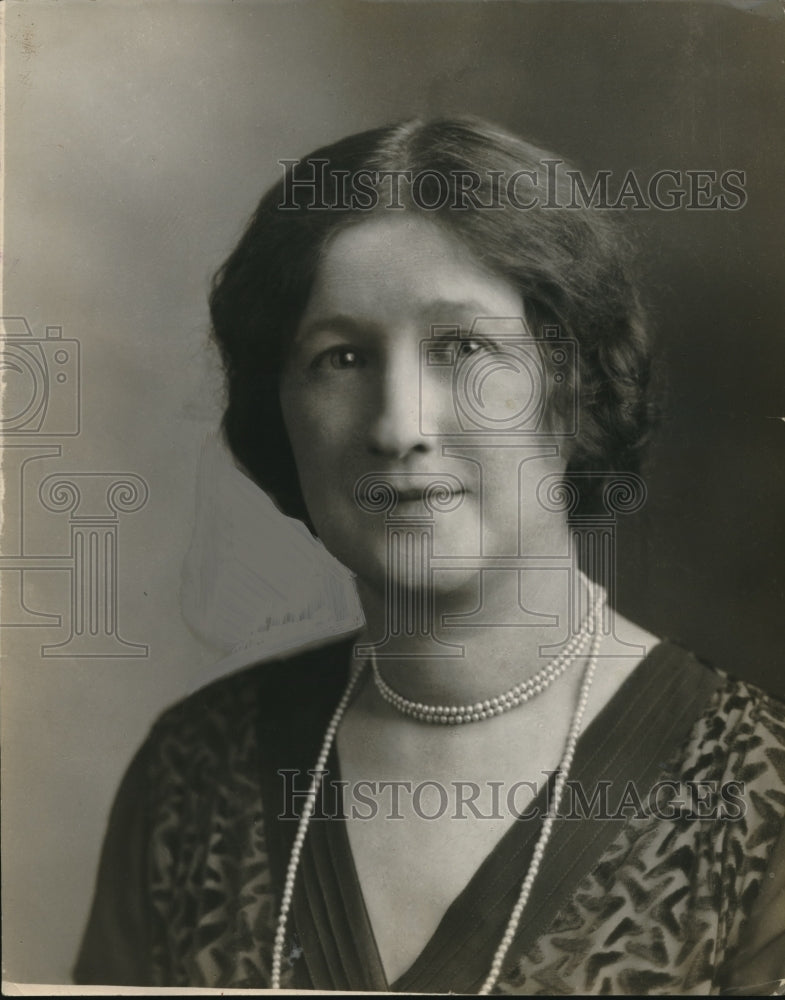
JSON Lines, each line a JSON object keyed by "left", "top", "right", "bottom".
{"left": 313, "top": 508, "right": 490, "bottom": 603}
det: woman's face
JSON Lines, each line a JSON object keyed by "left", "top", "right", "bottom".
{"left": 279, "top": 214, "right": 569, "bottom": 596}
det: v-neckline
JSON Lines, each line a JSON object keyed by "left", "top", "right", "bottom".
{"left": 271, "top": 639, "right": 723, "bottom": 993}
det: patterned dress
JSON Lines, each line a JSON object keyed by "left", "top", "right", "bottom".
{"left": 75, "top": 640, "right": 785, "bottom": 994}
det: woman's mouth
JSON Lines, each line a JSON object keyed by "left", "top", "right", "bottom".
{"left": 354, "top": 472, "right": 468, "bottom": 515}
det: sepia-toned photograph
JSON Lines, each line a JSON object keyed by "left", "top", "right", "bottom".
{"left": 2, "top": 0, "right": 784, "bottom": 994}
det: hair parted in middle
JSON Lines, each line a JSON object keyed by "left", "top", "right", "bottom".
{"left": 210, "top": 116, "right": 656, "bottom": 526}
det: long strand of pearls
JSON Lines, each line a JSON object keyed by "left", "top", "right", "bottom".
{"left": 372, "top": 583, "right": 605, "bottom": 725}
{"left": 478, "top": 600, "right": 602, "bottom": 995}
{"left": 271, "top": 581, "right": 605, "bottom": 994}
{"left": 270, "top": 659, "right": 365, "bottom": 989}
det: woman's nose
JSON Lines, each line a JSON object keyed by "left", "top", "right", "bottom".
{"left": 366, "top": 351, "right": 435, "bottom": 460}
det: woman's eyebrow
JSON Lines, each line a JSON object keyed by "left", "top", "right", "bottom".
{"left": 294, "top": 300, "right": 521, "bottom": 344}
{"left": 422, "top": 298, "right": 499, "bottom": 321}
{"left": 294, "top": 314, "right": 381, "bottom": 343}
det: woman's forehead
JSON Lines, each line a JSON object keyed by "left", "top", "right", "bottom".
{"left": 300, "top": 214, "right": 525, "bottom": 329}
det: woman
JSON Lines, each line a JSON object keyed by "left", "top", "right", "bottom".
{"left": 75, "top": 118, "right": 785, "bottom": 994}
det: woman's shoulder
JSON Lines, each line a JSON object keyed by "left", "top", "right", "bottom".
{"left": 610, "top": 627, "right": 785, "bottom": 785}
{"left": 636, "top": 628, "right": 785, "bottom": 724}
{"left": 142, "top": 637, "right": 355, "bottom": 774}
{"left": 705, "top": 667, "right": 785, "bottom": 754}
{"left": 677, "top": 640, "right": 785, "bottom": 733}
{"left": 661, "top": 641, "right": 785, "bottom": 787}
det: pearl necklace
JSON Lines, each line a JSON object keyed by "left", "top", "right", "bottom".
{"left": 371, "top": 584, "right": 605, "bottom": 725}
{"left": 271, "top": 584, "right": 604, "bottom": 993}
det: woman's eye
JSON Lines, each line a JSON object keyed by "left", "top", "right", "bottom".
{"left": 314, "top": 347, "right": 363, "bottom": 370}
{"left": 457, "top": 339, "right": 494, "bottom": 358}
{"left": 331, "top": 348, "right": 359, "bottom": 369}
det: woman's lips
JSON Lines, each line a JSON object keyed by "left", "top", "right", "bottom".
{"left": 394, "top": 484, "right": 467, "bottom": 503}
{"left": 395, "top": 488, "right": 427, "bottom": 502}
{"left": 353, "top": 472, "right": 469, "bottom": 513}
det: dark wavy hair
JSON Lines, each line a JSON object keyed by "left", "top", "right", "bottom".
{"left": 210, "top": 116, "right": 655, "bottom": 524}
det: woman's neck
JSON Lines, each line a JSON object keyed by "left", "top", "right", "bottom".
{"left": 354, "top": 563, "right": 595, "bottom": 709}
